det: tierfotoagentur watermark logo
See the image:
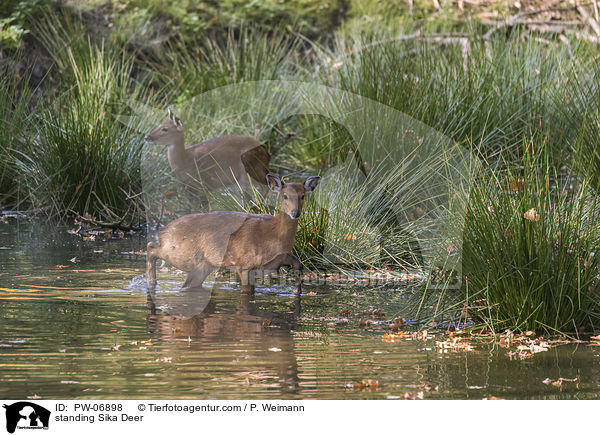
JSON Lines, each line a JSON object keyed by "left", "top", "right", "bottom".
{"left": 122, "top": 80, "right": 479, "bottom": 318}
{"left": 2, "top": 402, "right": 50, "bottom": 434}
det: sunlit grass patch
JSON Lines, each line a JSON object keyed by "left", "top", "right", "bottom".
{"left": 14, "top": 43, "right": 145, "bottom": 222}
{"left": 461, "top": 141, "right": 600, "bottom": 333}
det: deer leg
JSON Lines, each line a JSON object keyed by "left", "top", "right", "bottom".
{"left": 183, "top": 264, "right": 214, "bottom": 289}
{"left": 287, "top": 254, "right": 304, "bottom": 295}
{"left": 147, "top": 242, "right": 159, "bottom": 287}
{"left": 237, "top": 268, "right": 256, "bottom": 293}
{"left": 293, "top": 292, "right": 301, "bottom": 317}
{"left": 264, "top": 254, "right": 304, "bottom": 295}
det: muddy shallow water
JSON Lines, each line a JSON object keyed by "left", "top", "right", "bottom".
{"left": 1, "top": 220, "right": 599, "bottom": 400}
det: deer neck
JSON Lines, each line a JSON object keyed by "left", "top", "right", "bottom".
{"left": 166, "top": 135, "right": 188, "bottom": 171}
{"left": 272, "top": 211, "right": 300, "bottom": 251}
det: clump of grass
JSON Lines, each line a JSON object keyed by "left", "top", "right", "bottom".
{"left": 15, "top": 43, "right": 145, "bottom": 222}
{"left": 461, "top": 140, "right": 600, "bottom": 333}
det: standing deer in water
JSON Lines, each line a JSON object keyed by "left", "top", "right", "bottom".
{"left": 146, "top": 174, "right": 321, "bottom": 294}
{"left": 145, "top": 109, "right": 270, "bottom": 197}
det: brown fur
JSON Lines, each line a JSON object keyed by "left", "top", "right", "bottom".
{"left": 147, "top": 175, "right": 321, "bottom": 293}
{"left": 145, "top": 110, "right": 270, "bottom": 190}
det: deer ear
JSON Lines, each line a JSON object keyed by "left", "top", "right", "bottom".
{"left": 304, "top": 176, "right": 321, "bottom": 193}
{"left": 174, "top": 117, "right": 183, "bottom": 130}
{"left": 266, "top": 174, "right": 283, "bottom": 193}
{"left": 168, "top": 108, "right": 174, "bottom": 120}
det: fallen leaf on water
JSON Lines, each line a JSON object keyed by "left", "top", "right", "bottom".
{"left": 305, "top": 291, "right": 317, "bottom": 296}
{"left": 436, "top": 336, "right": 474, "bottom": 352}
{"left": 416, "top": 329, "right": 428, "bottom": 340}
{"left": 351, "top": 379, "right": 381, "bottom": 390}
{"left": 403, "top": 391, "right": 424, "bottom": 400}
{"left": 543, "top": 377, "right": 578, "bottom": 387}
{"left": 382, "top": 331, "right": 410, "bottom": 342}
{"left": 268, "top": 347, "right": 282, "bottom": 352}
{"left": 68, "top": 257, "right": 79, "bottom": 263}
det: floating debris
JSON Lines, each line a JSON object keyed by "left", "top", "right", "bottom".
{"left": 382, "top": 331, "right": 411, "bottom": 342}
{"left": 542, "top": 377, "right": 578, "bottom": 388}
{"left": 403, "top": 391, "right": 424, "bottom": 400}
{"left": 436, "top": 336, "right": 474, "bottom": 352}
{"left": 382, "top": 330, "right": 432, "bottom": 342}
{"left": 350, "top": 379, "right": 381, "bottom": 390}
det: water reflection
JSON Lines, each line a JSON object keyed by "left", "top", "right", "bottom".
{"left": 146, "top": 286, "right": 301, "bottom": 397}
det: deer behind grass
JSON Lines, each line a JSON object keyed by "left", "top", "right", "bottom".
{"left": 147, "top": 174, "right": 321, "bottom": 293}
{"left": 145, "top": 109, "right": 270, "bottom": 197}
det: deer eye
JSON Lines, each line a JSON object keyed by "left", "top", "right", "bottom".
{"left": 161, "top": 128, "right": 169, "bottom": 132}
{"left": 283, "top": 194, "right": 288, "bottom": 200}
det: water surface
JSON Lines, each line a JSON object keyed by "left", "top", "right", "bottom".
{"left": 1, "top": 220, "right": 599, "bottom": 399}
